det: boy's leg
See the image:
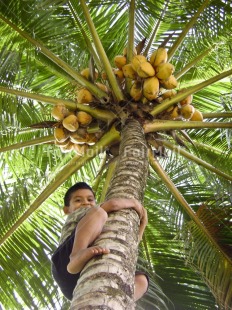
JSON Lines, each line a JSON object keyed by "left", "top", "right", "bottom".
{"left": 134, "top": 273, "right": 149, "bottom": 301}
{"left": 67, "top": 206, "right": 110, "bottom": 274}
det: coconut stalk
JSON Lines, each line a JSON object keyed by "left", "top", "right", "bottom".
{"left": 70, "top": 119, "right": 148, "bottom": 309}
{"left": 150, "top": 68, "right": 232, "bottom": 116}
{"left": 0, "top": 86, "right": 116, "bottom": 122}
{"left": 0, "top": 135, "right": 54, "bottom": 153}
{"left": 168, "top": 0, "right": 210, "bottom": 61}
{"left": 148, "top": 149, "right": 232, "bottom": 264}
{"left": 202, "top": 112, "right": 232, "bottom": 119}
{"left": 0, "top": 15, "right": 108, "bottom": 101}
{"left": 79, "top": 0, "right": 124, "bottom": 102}
{"left": 125, "top": 0, "right": 136, "bottom": 93}
{"left": 0, "top": 125, "right": 120, "bottom": 246}
{"left": 143, "top": 0, "right": 170, "bottom": 56}
{"left": 144, "top": 120, "right": 232, "bottom": 133}
{"left": 68, "top": 0, "right": 102, "bottom": 70}
{"left": 152, "top": 139, "right": 232, "bottom": 181}
{"left": 175, "top": 45, "right": 215, "bottom": 80}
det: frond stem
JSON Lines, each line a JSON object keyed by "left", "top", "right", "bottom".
{"left": 150, "top": 69, "right": 232, "bottom": 116}
{"left": 79, "top": 0, "right": 124, "bottom": 102}
{"left": 168, "top": 0, "right": 210, "bottom": 61}
{"left": 0, "top": 125, "right": 120, "bottom": 246}
{"left": 148, "top": 149, "right": 232, "bottom": 264}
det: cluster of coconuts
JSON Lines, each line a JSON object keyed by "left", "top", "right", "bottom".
{"left": 51, "top": 46, "right": 204, "bottom": 154}
{"left": 51, "top": 103, "right": 98, "bottom": 154}
{"left": 113, "top": 47, "right": 203, "bottom": 121}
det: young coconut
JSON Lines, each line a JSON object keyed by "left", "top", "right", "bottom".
{"left": 96, "top": 82, "right": 109, "bottom": 93}
{"left": 73, "top": 143, "right": 88, "bottom": 155}
{"left": 131, "top": 55, "right": 147, "bottom": 71}
{"left": 63, "top": 115, "right": 79, "bottom": 132}
{"left": 170, "top": 106, "right": 180, "bottom": 119}
{"left": 137, "top": 61, "right": 156, "bottom": 78}
{"left": 114, "top": 55, "right": 127, "bottom": 69}
{"left": 180, "top": 104, "right": 195, "bottom": 119}
{"left": 122, "top": 64, "right": 137, "bottom": 79}
{"left": 162, "top": 89, "right": 177, "bottom": 99}
{"left": 190, "top": 109, "right": 204, "bottom": 121}
{"left": 130, "top": 80, "right": 143, "bottom": 101}
{"left": 70, "top": 132, "right": 87, "bottom": 144}
{"left": 76, "top": 88, "right": 93, "bottom": 104}
{"left": 143, "top": 76, "right": 160, "bottom": 101}
{"left": 160, "top": 75, "right": 178, "bottom": 89}
{"left": 113, "top": 68, "right": 124, "bottom": 80}
{"left": 51, "top": 104, "right": 69, "bottom": 121}
{"left": 60, "top": 140, "right": 74, "bottom": 153}
{"left": 149, "top": 47, "right": 168, "bottom": 67}
{"left": 76, "top": 111, "right": 93, "bottom": 127}
{"left": 54, "top": 126, "right": 70, "bottom": 143}
{"left": 179, "top": 94, "right": 193, "bottom": 106}
{"left": 81, "top": 68, "right": 98, "bottom": 80}
{"left": 155, "top": 63, "right": 175, "bottom": 80}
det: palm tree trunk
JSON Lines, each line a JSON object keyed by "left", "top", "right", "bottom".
{"left": 70, "top": 119, "right": 149, "bottom": 309}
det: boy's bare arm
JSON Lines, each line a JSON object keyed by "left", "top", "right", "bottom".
{"left": 138, "top": 208, "right": 148, "bottom": 242}
{"left": 100, "top": 198, "right": 148, "bottom": 241}
{"left": 100, "top": 198, "right": 143, "bottom": 218}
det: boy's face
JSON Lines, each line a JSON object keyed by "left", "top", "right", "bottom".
{"left": 63, "top": 189, "right": 96, "bottom": 214}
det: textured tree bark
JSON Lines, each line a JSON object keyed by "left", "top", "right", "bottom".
{"left": 70, "top": 119, "right": 148, "bottom": 309}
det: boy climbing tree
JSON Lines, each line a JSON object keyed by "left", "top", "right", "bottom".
{"left": 66, "top": 119, "right": 149, "bottom": 309}
{"left": 51, "top": 182, "right": 148, "bottom": 301}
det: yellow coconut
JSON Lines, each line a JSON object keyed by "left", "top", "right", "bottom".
{"left": 156, "top": 63, "right": 175, "bottom": 80}
{"left": 63, "top": 115, "right": 79, "bottom": 132}
{"left": 73, "top": 143, "right": 88, "bottom": 155}
{"left": 143, "top": 76, "right": 159, "bottom": 101}
{"left": 101, "top": 71, "right": 107, "bottom": 80}
{"left": 114, "top": 55, "right": 127, "bottom": 69}
{"left": 130, "top": 80, "right": 143, "bottom": 101}
{"left": 122, "top": 64, "right": 137, "bottom": 79}
{"left": 123, "top": 46, "right": 137, "bottom": 57}
{"left": 86, "top": 133, "right": 98, "bottom": 145}
{"left": 51, "top": 104, "right": 69, "bottom": 121}
{"left": 162, "top": 89, "right": 177, "bottom": 99}
{"left": 70, "top": 132, "right": 87, "bottom": 144}
{"left": 96, "top": 82, "right": 108, "bottom": 93}
{"left": 76, "top": 111, "right": 93, "bottom": 127}
{"left": 76, "top": 88, "right": 93, "bottom": 104}
{"left": 190, "top": 109, "right": 204, "bottom": 121}
{"left": 55, "top": 139, "right": 70, "bottom": 148}
{"left": 160, "top": 75, "right": 178, "bottom": 89}
{"left": 180, "top": 104, "right": 195, "bottom": 119}
{"left": 137, "top": 61, "right": 156, "bottom": 78}
{"left": 113, "top": 68, "right": 124, "bottom": 80}
{"left": 149, "top": 47, "right": 168, "bottom": 67}
{"left": 60, "top": 140, "right": 74, "bottom": 153}
{"left": 81, "top": 68, "right": 98, "bottom": 80}
{"left": 170, "top": 106, "right": 180, "bottom": 119}
{"left": 54, "top": 127, "right": 69, "bottom": 143}
{"left": 179, "top": 94, "right": 193, "bottom": 106}
{"left": 131, "top": 55, "right": 147, "bottom": 71}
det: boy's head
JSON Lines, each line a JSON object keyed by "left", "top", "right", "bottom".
{"left": 63, "top": 182, "right": 96, "bottom": 214}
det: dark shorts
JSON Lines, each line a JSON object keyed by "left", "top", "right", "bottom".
{"left": 51, "top": 230, "right": 78, "bottom": 300}
{"left": 51, "top": 230, "right": 149, "bottom": 301}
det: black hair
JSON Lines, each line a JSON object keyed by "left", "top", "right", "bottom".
{"left": 64, "top": 182, "right": 94, "bottom": 206}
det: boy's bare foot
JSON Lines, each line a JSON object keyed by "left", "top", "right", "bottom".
{"left": 67, "top": 246, "right": 110, "bottom": 274}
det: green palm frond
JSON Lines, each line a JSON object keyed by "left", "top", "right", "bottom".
{"left": 0, "top": 0, "right": 232, "bottom": 309}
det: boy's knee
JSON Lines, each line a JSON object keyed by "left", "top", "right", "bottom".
{"left": 95, "top": 206, "right": 108, "bottom": 223}
{"left": 134, "top": 273, "right": 149, "bottom": 301}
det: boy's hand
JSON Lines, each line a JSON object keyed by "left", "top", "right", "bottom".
{"left": 138, "top": 207, "right": 148, "bottom": 242}
{"left": 100, "top": 198, "right": 148, "bottom": 241}
{"left": 101, "top": 198, "right": 144, "bottom": 218}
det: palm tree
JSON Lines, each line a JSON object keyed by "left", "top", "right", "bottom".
{"left": 0, "top": 0, "right": 231, "bottom": 309}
